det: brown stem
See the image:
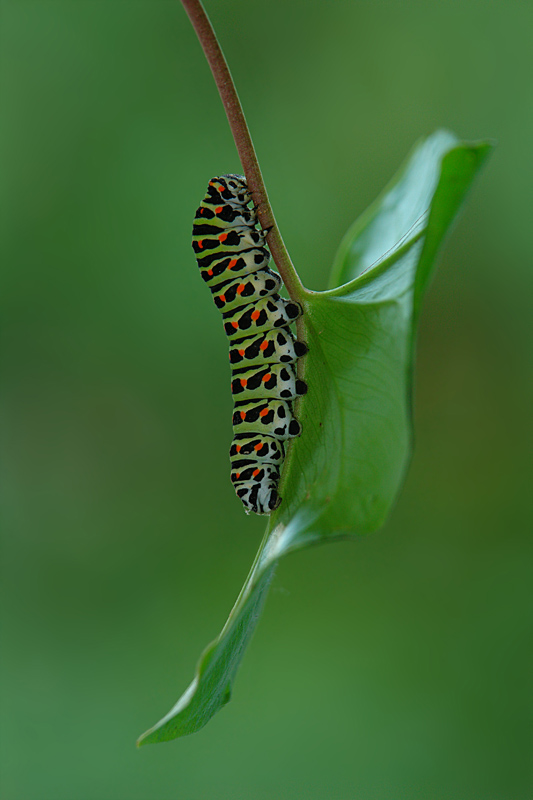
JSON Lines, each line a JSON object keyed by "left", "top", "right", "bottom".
{"left": 180, "top": 0, "right": 305, "bottom": 302}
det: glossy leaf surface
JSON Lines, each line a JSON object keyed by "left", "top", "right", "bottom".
{"left": 138, "top": 130, "right": 492, "bottom": 745}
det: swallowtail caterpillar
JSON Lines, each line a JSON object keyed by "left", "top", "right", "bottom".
{"left": 192, "top": 175, "right": 307, "bottom": 515}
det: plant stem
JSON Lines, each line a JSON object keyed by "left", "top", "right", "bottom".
{"left": 180, "top": 0, "right": 305, "bottom": 302}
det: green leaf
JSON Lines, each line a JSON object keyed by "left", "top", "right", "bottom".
{"left": 137, "top": 130, "right": 492, "bottom": 745}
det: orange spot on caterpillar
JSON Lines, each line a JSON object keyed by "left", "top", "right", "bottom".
{"left": 197, "top": 240, "right": 203, "bottom": 249}
{"left": 232, "top": 320, "right": 239, "bottom": 329}
{"left": 251, "top": 310, "right": 260, "bottom": 321}
{"left": 259, "top": 340, "right": 269, "bottom": 351}
{"left": 240, "top": 379, "right": 247, "bottom": 387}
{"left": 218, "top": 294, "right": 226, "bottom": 303}
{"left": 236, "top": 284, "right": 245, "bottom": 295}
{"left": 240, "top": 411, "right": 246, "bottom": 420}
{"left": 229, "top": 259, "right": 238, "bottom": 268}
{"left": 207, "top": 269, "right": 213, "bottom": 276}
{"left": 262, "top": 373, "right": 271, "bottom": 382}
{"left": 254, "top": 443, "right": 262, "bottom": 451}
{"left": 238, "top": 349, "right": 245, "bottom": 356}
{"left": 259, "top": 408, "right": 269, "bottom": 418}
{"left": 236, "top": 445, "right": 241, "bottom": 453}
{"left": 235, "top": 472, "right": 240, "bottom": 480}
{"left": 215, "top": 206, "right": 223, "bottom": 214}
{"left": 218, "top": 233, "right": 228, "bottom": 242}
{"left": 253, "top": 469, "right": 260, "bottom": 477}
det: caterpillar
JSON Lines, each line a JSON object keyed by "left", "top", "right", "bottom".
{"left": 192, "top": 174, "right": 307, "bottom": 515}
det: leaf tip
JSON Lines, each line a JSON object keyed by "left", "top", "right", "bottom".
{"left": 136, "top": 723, "right": 161, "bottom": 748}
{"left": 136, "top": 731, "right": 150, "bottom": 748}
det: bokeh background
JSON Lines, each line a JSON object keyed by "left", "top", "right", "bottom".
{"left": 2, "top": 1, "right": 532, "bottom": 798}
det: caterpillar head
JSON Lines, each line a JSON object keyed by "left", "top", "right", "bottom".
{"left": 208, "top": 174, "right": 251, "bottom": 205}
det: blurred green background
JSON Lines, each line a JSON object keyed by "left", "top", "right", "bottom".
{"left": 2, "top": 0, "right": 532, "bottom": 797}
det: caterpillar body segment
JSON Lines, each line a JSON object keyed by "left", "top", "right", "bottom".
{"left": 194, "top": 189, "right": 256, "bottom": 230}
{"left": 230, "top": 461, "right": 280, "bottom": 487}
{"left": 212, "top": 269, "right": 282, "bottom": 313}
{"left": 193, "top": 203, "right": 256, "bottom": 232}
{"left": 229, "top": 434, "right": 285, "bottom": 465}
{"left": 228, "top": 328, "right": 308, "bottom": 368}
{"left": 199, "top": 249, "right": 271, "bottom": 286}
{"left": 231, "top": 363, "right": 307, "bottom": 401}
{"left": 223, "top": 296, "right": 302, "bottom": 339}
{"left": 232, "top": 399, "right": 301, "bottom": 440}
{"left": 192, "top": 225, "right": 266, "bottom": 259}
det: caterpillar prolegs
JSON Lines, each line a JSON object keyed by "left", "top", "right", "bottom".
{"left": 192, "top": 175, "right": 307, "bottom": 515}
